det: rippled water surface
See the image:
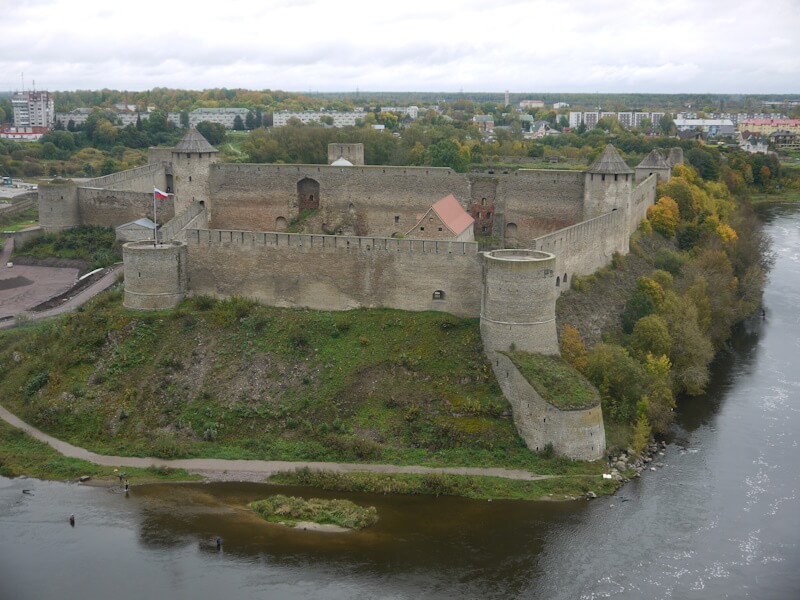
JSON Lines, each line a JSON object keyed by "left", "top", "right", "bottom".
{"left": 1, "top": 205, "right": 799, "bottom": 599}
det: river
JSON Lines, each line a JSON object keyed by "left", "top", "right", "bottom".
{"left": 1, "top": 204, "right": 798, "bottom": 599}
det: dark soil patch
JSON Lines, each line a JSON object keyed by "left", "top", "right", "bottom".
{"left": 0, "top": 275, "right": 33, "bottom": 291}
{"left": 11, "top": 255, "right": 91, "bottom": 274}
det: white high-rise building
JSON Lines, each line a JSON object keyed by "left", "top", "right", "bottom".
{"left": 11, "top": 90, "right": 55, "bottom": 129}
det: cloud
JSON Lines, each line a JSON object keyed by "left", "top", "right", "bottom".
{"left": 1, "top": 0, "right": 798, "bottom": 93}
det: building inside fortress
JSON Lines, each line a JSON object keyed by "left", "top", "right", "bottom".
{"left": 38, "top": 130, "right": 681, "bottom": 460}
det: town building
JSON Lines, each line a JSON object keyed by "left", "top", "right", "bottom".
{"left": 11, "top": 90, "right": 55, "bottom": 129}
{"left": 737, "top": 119, "right": 800, "bottom": 136}
{"left": 273, "top": 110, "right": 366, "bottom": 127}
{"left": 520, "top": 100, "right": 545, "bottom": 110}
{"left": 674, "top": 118, "right": 735, "bottom": 136}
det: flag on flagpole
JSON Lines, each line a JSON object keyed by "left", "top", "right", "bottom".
{"left": 153, "top": 188, "right": 169, "bottom": 200}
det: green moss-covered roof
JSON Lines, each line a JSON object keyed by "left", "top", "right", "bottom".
{"left": 504, "top": 351, "right": 600, "bottom": 410}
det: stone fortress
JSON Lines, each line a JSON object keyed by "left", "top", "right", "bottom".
{"left": 38, "top": 130, "right": 681, "bottom": 461}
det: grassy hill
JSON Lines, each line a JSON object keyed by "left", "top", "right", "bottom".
{"left": 0, "top": 288, "right": 605, "bottom": 477}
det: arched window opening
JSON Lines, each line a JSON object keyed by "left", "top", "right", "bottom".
{"left": 481, "top": 197, "right": 487, "bottom": 206}
{"left": 556, "top": 276, "right": 560, "bottom": 287}
{"left": 432, "top": 290, "right": 445, "bottom": 300}
{"left": 563, "top": 273, "right": 567, "bottom": 283}
{"left": 297, "top": 177, "right": 320, "bottom": 211}
{"left": 275, "top": 216, "right": 287, "bottom": 231}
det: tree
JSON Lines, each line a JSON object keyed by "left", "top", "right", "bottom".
{"left": 424, "top": 139, "right": 469, "bottom": 172}
{"left": 242, "top": 128, "right": 281, "bottom": 162}
{"left": 195, "top": 121, "right": 226, "bottom": 145}
{"left": 560, "top": 324, "right": 587, "bottom": 373}
{"left": 179, "top": 111, "right": 189, "bottom": 129}
{"left": 585, "top": 343, "right": 648, "bottom": 423}
{"left": 245, "top": 111, "right": 255, "bottom": 130}
{"left": 659, "top": 114, "right": 675, "bottom": 136}
{"left": 629, "top": 314, "right": 671, "bottom": 360}
{"left": 647, "top": 196, "right": 680, "bottom": 237}
{"left": 622, "top": 277, "right": 665, "bottom": 333}
{"left": 686, "top": 147, "right": 719, "bottom": 181}
{"left": 233, "top": 115, "right": 245, "bottom": 131}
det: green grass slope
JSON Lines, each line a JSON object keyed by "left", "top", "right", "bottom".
{"left": 0, "top": 289, "right": 604, "bottom": 476}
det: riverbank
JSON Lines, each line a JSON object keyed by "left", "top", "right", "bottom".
{"left": 0, "top": 406, "right": 618, "bottom": 500}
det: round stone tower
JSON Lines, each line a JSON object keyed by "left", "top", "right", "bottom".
{"left": 480, "top": 249, "right": 558, "bottom": 355}
{"left": 123, "top": 240, "right": 187, "bottom": 310}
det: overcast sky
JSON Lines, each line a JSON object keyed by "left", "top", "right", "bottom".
{"left": 2, "top": 0, "right": 799, "bottom": 95}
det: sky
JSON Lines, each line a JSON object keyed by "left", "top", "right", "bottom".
{"left": 2, "top": 0, "right": 799, "bottom": 94}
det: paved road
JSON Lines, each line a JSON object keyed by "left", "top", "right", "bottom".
{"left": 0, "top": 263, "right": 122, "bottom": 329}
{"left": 0, "top": 404, "right": 560, "bottom": 483}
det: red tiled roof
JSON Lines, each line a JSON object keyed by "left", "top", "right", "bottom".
{"left": 431, "top": 194, "right": 474, "bottom": 236}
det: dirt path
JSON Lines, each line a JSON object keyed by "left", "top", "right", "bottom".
{"left": 0, "top": 404, "right": 559, "bottom": 482}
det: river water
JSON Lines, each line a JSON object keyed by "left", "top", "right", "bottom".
{"left": 1, "top": 205, "right": 799, "bottom": 600}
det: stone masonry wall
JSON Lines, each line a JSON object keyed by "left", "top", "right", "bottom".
{"left": 532, "top": 209, "right": 628, "bottom": 285}
{"left": 629, "top": 175, "right": 657, "bottom": 236}
{"left": 207, "top": 165, "right": 586, "bottom": 243}
{"left": 86, "top": 163, "right": 167, "bottom": 193}
{"left": 491, "top": 352, "right": 605, "bottom": 460}
{"left": 207, "top": 164, "right": 469, "bottom": 237}
{"left": 185, "top": 229, "right": 482, "bottom": 317}
{"left": 496, "top": 170, "right": 585, "bottom": 245}
{"left": 78, "top": 188, "right": 175, "bottom": 228}
{"left": 39, "top": 182, "right": 80, "bottom": 231}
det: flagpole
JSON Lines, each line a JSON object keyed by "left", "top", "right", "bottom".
{"left": 153, "top": 188, "right": 157, "bottom": 247}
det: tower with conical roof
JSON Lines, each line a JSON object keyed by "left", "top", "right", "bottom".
{"left": 171, "top": 128, "right": 219, "bottom": 215}
{"left": 635, "top": 149, "right": 672, "bottom": 184}
{"left": 583, "top": 144, "right": 633, "bottom": 220}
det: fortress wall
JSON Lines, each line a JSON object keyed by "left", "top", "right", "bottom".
{"left": 77, "top": 188, "right": 175, "bottom": 228}
{"left": 208, "top": 164, "right": 469, "bottom": 236}
{"left": 185, "top": 229, "right": 482, "bottom": 317}
{"left": 492, "top": 352, "right": 605, "bottom": 460}
{"left": 498, "top": 170, "right": 585, "bottom": 243}
{"left": 85, "top": 163, "right": 167, "bottom": 193}
{"left": 629, "top": 174, "right": 658, "bottom": 235}
{"left": 207, "top": 164, "right": 585, "bottom": 241}
{"left": 532, "top": 209, "right": 628, "bottom": 282}
{"left": 159, "top": 201, "right": 205, "bottom": 242}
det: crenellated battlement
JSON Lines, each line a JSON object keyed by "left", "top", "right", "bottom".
{"left": 185, "top": 228, "right": 479, "bottom": 256}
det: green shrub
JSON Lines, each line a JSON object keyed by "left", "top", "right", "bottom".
{"left": 249, "top": 494, "right": 378, "bottom": 529}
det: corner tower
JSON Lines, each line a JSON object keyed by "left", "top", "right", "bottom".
{"left": 583, "top": 144, "right": 633, "bottom": 220}
{"left": 480, "top": 249, "right": 559, "bottom": 355}
{"left": 170, "top": 128, "right": 218, "bottom": 216}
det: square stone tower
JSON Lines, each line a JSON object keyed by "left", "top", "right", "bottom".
{"left": 328, "top": 143, "right": 364, "bottom": 166}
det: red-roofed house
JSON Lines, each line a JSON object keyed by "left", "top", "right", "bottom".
{"left": 405, "top": 194, "right": 475, "bottom": 242}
